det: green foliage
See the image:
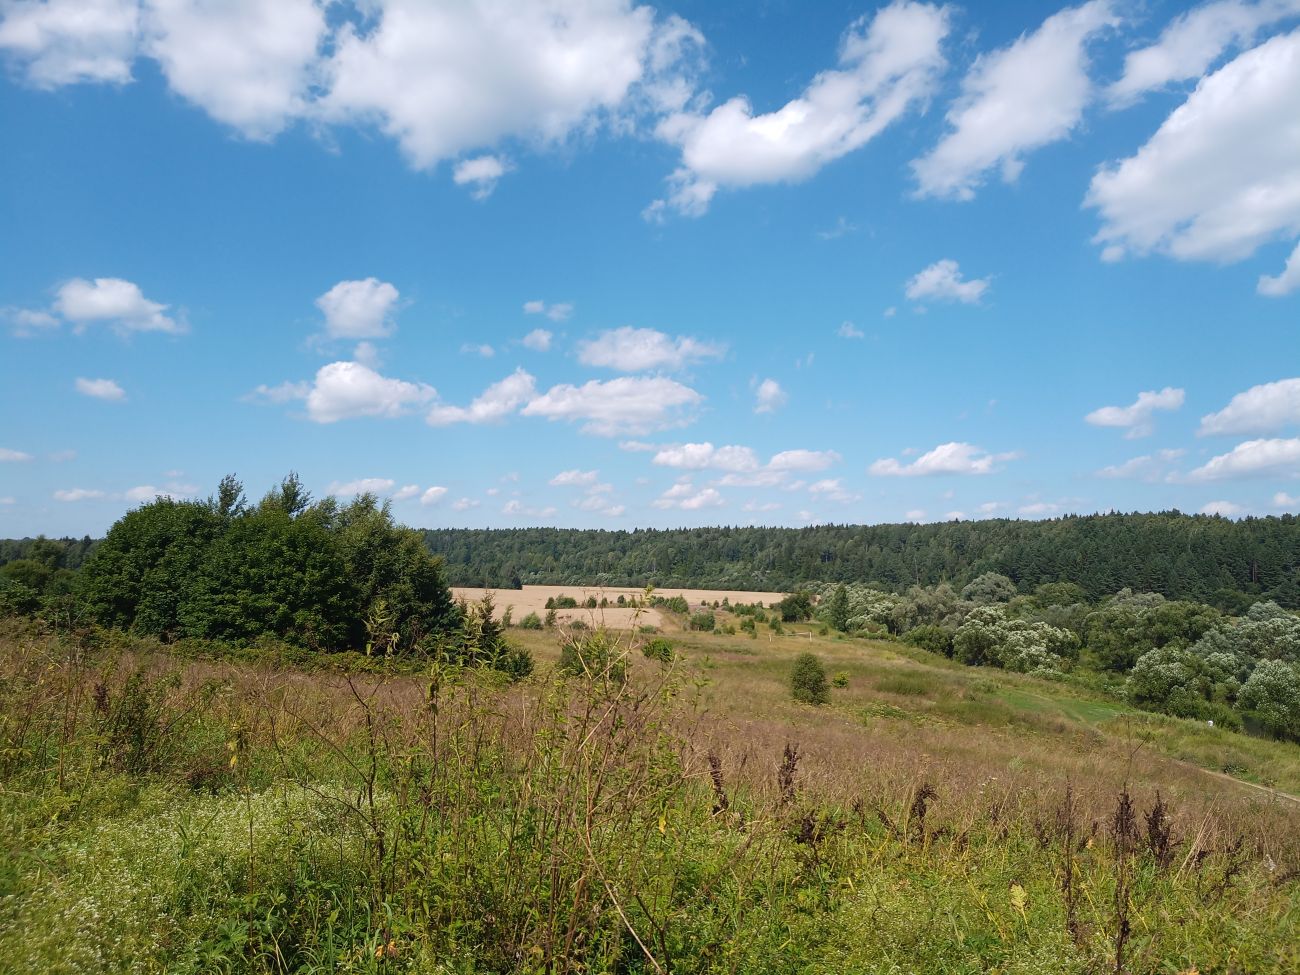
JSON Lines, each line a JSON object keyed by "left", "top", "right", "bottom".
{"left": 557, "top": 627, "right": 626, "bottom": 682}
{"left": 2, "top": 633, "right": 1299, "bottom": 973}
{"left": 642, "top": 637, "right": 674, "bottom": 663}
{"left": 905, "top": 624, "right": 954, "bottom": 657}
{"left": 518, "top": 611, "right": 544, "bottom": 630}
{"left": 831, "top": 671, "right": 849, "bottom": 688}
{"left": 826, "top": 583, "right": 851, "bottom": 631}
{"left": 790, "top": 651, "right": 829, "bottom": 704}
{"left": 652, "top": 594, "right": 690, "bottom": 614}
{"left": 76, "top": 475, "right": 458, "bottom": 654}
{"left": 1084, "top": 594, "right": 1222, "bottom": 672}
{"left": 776, "top": 590, "right": 814, "bottom": 622}
{"left": 1125, "top": 646, "right": 1238, "bottom": 720}
{"left": 961, "top": 571, "right": 1018, "bottom": 604}
{"left": 421, "top": 514, "right": 1300, "bottom": 608}
{"left": 1238, "top": 660, "right": 1300, "bottom": 740}
{"left": 688, "top": 610, "right": 716, "bottom": 631}
{"left": 953, "top": 606, "right": 1076, "bottom": 675}
{"left": 450, "top": 594, "right": 533, "bottom": 679}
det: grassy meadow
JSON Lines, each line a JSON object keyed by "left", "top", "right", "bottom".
{"left": 2, "top": 601, "right": 1299, "bottom": 974}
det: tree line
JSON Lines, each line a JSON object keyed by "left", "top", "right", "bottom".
{"left": 421, "top": 513, "right": 1300, "bottom": 609}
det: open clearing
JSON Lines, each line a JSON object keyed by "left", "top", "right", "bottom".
{"left": 452, "top": 583, "right": 788, "bottom": 629}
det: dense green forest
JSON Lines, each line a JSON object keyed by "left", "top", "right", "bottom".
{"left": 0, "top": 476, "right": 528, "bottom": 675}
{"left": 422, "top": 513, "right": 1300, "bottom": 608}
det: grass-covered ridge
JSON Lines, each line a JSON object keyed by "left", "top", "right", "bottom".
{"left": 2, "top": 615, "right": 1298, "bottom": 974}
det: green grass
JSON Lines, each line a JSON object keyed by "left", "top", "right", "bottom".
{"left": 2, "top": 622, "right": 1300, "bottom": 973}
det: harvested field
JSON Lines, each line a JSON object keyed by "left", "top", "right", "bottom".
{"left": 451, "top": 583, "right": 788, "bottom": 629}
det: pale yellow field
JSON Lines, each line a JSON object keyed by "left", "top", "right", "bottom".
{"left": 451, "top": 583, "right": 788, "bottom": 629}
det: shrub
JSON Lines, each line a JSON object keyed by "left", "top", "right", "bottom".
{"left": 652, "top": 595, "right": 690, "bottom": 615}
{"left": 790, "top": 652, "right": 829, "bottom": 705}
{"left": 558, "top": 628, "right": 626, "bottom": 681}
{"left": 519, "top": 612, "right": 543, "bottom": 630}
{"left": 831, "top": 671, "right": 849, "bottom": 688}
{"left": 905, "top": 624, "right": 954, "bottom": 657}
{"left": 777, "top": 591, "right": 814, "bottom": 622}
{"left": 689, "top": 611, "right": 716, "bottom": 632}
{"left": 642, "top": 637, "right": 674, "bottom": 663}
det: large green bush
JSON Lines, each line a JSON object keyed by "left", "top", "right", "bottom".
{"left": 77, "top": 475, "right": 458, "bottom": 654}
{"left": 790, "top": 652, "right": 829, "bottom": 705}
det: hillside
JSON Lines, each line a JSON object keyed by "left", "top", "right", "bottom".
{"left": 4, "top": 614, "right": 1298, "bottom": 973}
{"left": 422, "top": 512, "right": 1300, "bottom": 607}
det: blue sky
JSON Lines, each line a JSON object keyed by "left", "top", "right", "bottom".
{"left": 2, "top": 0, "right": 1299, "bottom": 538}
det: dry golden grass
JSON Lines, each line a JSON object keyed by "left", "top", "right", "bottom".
{"left": 508, "top": 617, "right": 1300, "bottom": 850}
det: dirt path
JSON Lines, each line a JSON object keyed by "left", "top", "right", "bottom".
{"left": 1190, "top": 763, "right": 1300, "bottom": 806}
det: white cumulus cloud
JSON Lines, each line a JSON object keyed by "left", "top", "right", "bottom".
{"left": 75, "top": 377, "right": 126, "bottom": 401}
{"left": 522, "top": 375, "right": 702, "bottom": 436}
{"left": 752, "top": 377, "right": 787, "bottom": 414}
{"left": 0, "top": 448, "right": 33, "bottom": 462}
{"left": 523, "top": 300, "right": 573, "bottom": 322}
{"left": 1201, "top": 499, "right": 1246, "bottom": 516}
{"left": 767, "top": 449, "right": 841, "bottom": 472}
{"left": 316, "top": 278, "right": 400, "bottom": 340}
{"left": 427, "top": 368, "right": 537, "bottom": 426}
{"left": 258, "top": 361, "right": 436, "bottom": 423}
{"left": 1107, "top": 0, "right": 1300, "bottom": 106}
{"left": 52, "top": 277, "right": 182, "bottom": 334}
{"left": 652, "top": 443, "right": 759, "bottom": 472}
{"left": 576, "top": 326, "right": 724, "bottom": 372}
{"left": 53, "top": 488, "right": 106, "bottom": 502}
{"left": 648, "top": 1, "right": 950, "bottom": 217}
{"left": 0, "top": 0, "right": 139, "bottom": 87}
{"left": 913, "top": 0, "right": 1118, "bottom": 199}
{"left": 1258, "top": 241, "right": 1300, "bottom": 296}
{"left": 550, "top": 469, "right": 601, "bottom": 486}
{"left": 1087, "top": 28, "right": 1300, "bottom": 286}
{"left": 869, "top": 441, "right": 1017, "bottom": 476}
{"left": 1188, "top": 437, "right": 1300, "bottom": 479}
{"left": 808, "top": 478, "right": 860, "bottom": 502}
{"left": 421, "top": 486, "right": 448, "bottom": 506}
{"left": 142, "top": 0, "right": 326, "bottom": 139}
{"left": 1200, "top": 378, "right": 1300, "bottom": 435}
{"left": 453, "top": 154, "right": 509, "bottom": 199}
{"left": 327, "top": 477, "right": 396, "bottom": 497}
{"left": 1085, "top": 387, "right": 1185, "bottom": 437}
{"left": 1096, "top": 448, "right": 1186, "bottom": 480}
{"left": 904, "top": 259, "right": 990, "bottom": 304}
{"left": 319, "top": 0, "right": 680, "bottom": 170}
{"left": 652, "top": 481, "right": 724, "bottom": 510}
{"left": 521, "top": 327, "right": 554, "bottom": 351}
